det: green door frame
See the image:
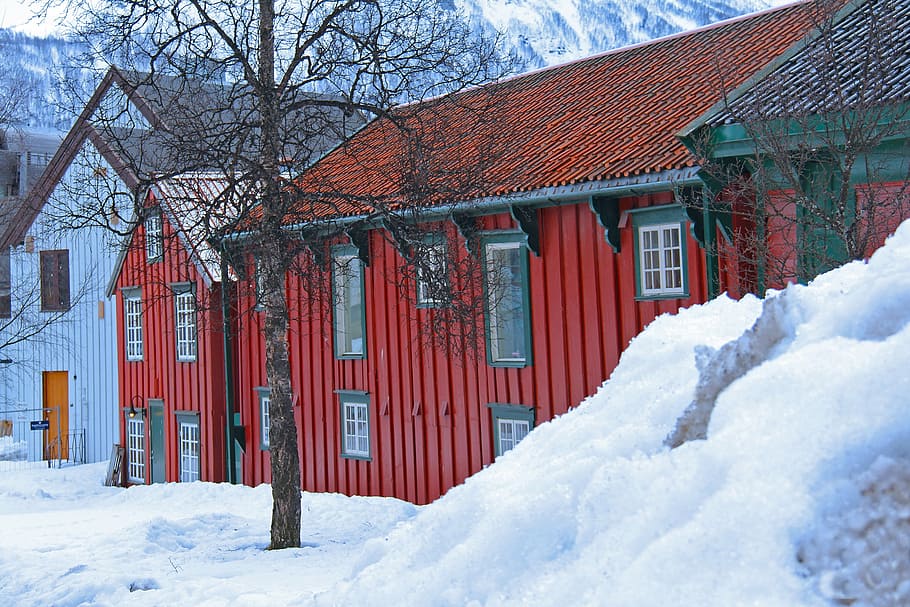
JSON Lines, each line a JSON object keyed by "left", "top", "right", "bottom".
{"left": 149, "top": 400, "right": 166, "bottom": 483}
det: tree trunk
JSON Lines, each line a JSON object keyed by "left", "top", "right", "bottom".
{"left": 259, "top": 0, "right": 301, "bottom": 550}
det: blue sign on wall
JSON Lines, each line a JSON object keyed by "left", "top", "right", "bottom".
{"left": 30, "top": 420, "right": 49, "bottom": 431}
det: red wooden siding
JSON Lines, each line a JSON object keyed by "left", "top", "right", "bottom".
{"left": 235, "top": 193, "right": 708, "bottom": 504}
{"left": 115, "top": 206, "right": 226, "bottom": 484}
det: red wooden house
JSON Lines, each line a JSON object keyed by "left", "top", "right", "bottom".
{"left": 230, "top": 3, "right": 817, "bottom": 504}
{"left": 109, "top": 173, "right": 233, "bottom": 485}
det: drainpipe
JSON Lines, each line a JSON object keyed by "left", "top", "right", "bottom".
{"left": 220, "top": 248, "right": 238, "bottom": 484}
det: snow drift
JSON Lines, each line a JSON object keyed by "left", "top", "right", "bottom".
{"left": 317, "top": 221, "right": 910, "bottom": 607}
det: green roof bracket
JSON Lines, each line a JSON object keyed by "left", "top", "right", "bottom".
{"left": 589, "top": 195, "right": 621, "bottom": 253}
{"left": 510, "top": 204, "right": 540, "bottom": 256}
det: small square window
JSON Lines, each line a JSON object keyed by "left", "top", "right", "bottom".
{"left": 123, "top": 288, "right": 143, "bottom": 361}
{"left": 633, "top": 205, "right": 689, "bottom": 299}
{"left": 257, "top": 387, "right": 271, "bottom": 450}
{"left": 338, "top": 391, "right": 370, "bottom": 459}
{"left": 332, "top": 248, "right": 365, "bottom": 359}
{"left": 145, "top": 214, "right": 163, "bottom": 262}
{"left": 176, "top": 412, "right": 200, "bottom": 482}
{"left": 487, "top": 403, "right": 534, "bottom": 457}
{"left": 483, "top": 235, "right": 531, "bottom": 367}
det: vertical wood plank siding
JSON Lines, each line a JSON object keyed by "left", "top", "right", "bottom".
{"left": 234, "top": 193, "right": 708, "bottom": 504}
{"left": 115, "top": 205, "right": 226, "bottom": 484}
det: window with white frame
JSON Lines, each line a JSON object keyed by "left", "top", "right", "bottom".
{"left": 332, "top": 248, "right": 365, "bottom": 358}
{"left": 484, "top": 236, "right": 531, "bottom": 366}
{"left": 633, "top": 205, "right": 689, "bottom": 298}
{"left": 416, "top": 237, "right": 447, "bottom": 307}
{"left": 124, "top": 288, "right": 143, "bottom": 360}
{"left": 126, "top": 415, "right": 145, "bottom": 483}
{"left": 173, "top": 286, "right": 197, "bottom": 361}
{"left": 487, "top": 403, "right": 534, "bottom": 457}
{"left": 339, "top": 391, "right": 370, "bottom": 459}
{"left": 177, "top": 413, "right": 200, "bottom": 482}
{"left": 145, "top": 213, "right": 163, "bottom": 262}
{"left": 638, "top": 223, "right": 684, "bottom": 296}
{"left": 257, "top": 387, "right": 271, "bottom": 450}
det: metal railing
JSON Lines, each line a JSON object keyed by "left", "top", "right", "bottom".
{"left": 0, "top": 406, "right": 87, "bottom": 471}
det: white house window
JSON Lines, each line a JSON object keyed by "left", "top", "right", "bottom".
{"left": 332, "top": 248, "right": 365, "bottom": 358}
{"left": 638, "top": 223, "right": 685, "bottom": 296}
{"left": 339, "top": 391, "right": 370, "bottom": 459}
{"left": 145, "top": 213, "right": 163, "bottom": 262}
{"left": 257, "top": 388, "right": 271, "bottom": 450}
{"left": 174, "top": 287, "right": 197, "bottom": 361}
{"left": 484, "top": 237, "right": 531, "bottom": 366}
{"left": 124, "top": 289, "right": 143, "bottom": 360}
{"left": 126, "top": 415, "right": 145, "bottom": 483}
{"left": 177, "top": 413, "right": 200, "bottom": 482}
{"left": 487, "top": 403, "right": 535, "bottom": 457}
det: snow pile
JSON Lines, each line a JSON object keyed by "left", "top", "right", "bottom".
{"left": 0, "top": 435, "right": 26, "bottom": 461}
{"left": 317, "top": 221, "right": 910, "bottom": 607}
{"left": 3, "top": 223, "right": 910, "bottom": 607}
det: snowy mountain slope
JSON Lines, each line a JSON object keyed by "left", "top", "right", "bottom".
{"left": 460, "top": 0, "right": 779, "bottom": 67}
{"left": 1, "top": 0, "right": 779, "bottom": 129}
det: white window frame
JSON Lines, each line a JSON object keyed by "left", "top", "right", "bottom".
{"left": 126, "top": 415, "right": 145, "bottom": 483}
{"left": 124, "top": 289, "right": 143, "bottom": 361}
{"left": 339, "top": 391, "right": 370, "bottom": 459}
{"left": 332, "top": 248, "right": 365, "bottom": 358}
{"left": 416, "top": 238, "right": 447, "bottom": 307}
{"left": 145, "top": 213, "right": 163, "bottom": 262}
{"left": 174, "top": 287, "right": 197, "bottom": 362}
{"left": 487, "top": 403, "right": 535, "bottom": 457}
{"left": 177, "top": 414, "right": 200, "bottom": 482}
{"left": 638, "top": 222, "right": 685, "bottom": 297}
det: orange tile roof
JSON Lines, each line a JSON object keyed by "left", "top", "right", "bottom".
{"left": 292, "top": 1, "right": 816, "bottom": 220}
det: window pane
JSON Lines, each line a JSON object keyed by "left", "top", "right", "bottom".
{"left": 486, "top": 242, "right": 527, "bottom": 362}
{"left": 127, "top": 417, "right": 145, "bottom": 483}
{"left": 334, "top": 255, "right": 364, "bottom": 356}
{"left": 175, "top": 291, "right": 197, "bottom": 361}
{"left": 341, "top": 399, "right": 369, "bottom": 457}
{"left": 179, "top": 420, "right": 200, "bottom": 482}
{"left": 639, "top": 223, "right": 684, "bottom": 296}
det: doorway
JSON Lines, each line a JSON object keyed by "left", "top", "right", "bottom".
{"left": 42, "top": 371, "right": 69, "bottom": 461}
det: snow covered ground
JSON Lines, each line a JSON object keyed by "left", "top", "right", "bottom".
{"left": 4, "top": 223, "right": 910, "bottom": 606}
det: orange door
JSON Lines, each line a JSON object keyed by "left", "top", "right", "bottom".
{"left": 42, "top": 371, "right": 69, "bottom": 460}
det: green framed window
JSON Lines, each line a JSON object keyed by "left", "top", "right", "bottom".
{"left": 416, "top": 236, "right": 447, "bottom": 307}
{"left": 483, "top": 233, "right": 532, "bottom": 367}
{"left": 632, "top": 205, "right": 689, "bottom": 299}
{"left": 487, "top": 403, "right": 535, "bottom": 457}
{"left": 332, "top": 246, "right": 366, "bottom": 359}
{"left": 256, "top": 387, "right": 270, "bottom": 450}
{"left": 176, "top": 411, "right": 200, "bottom": 482}
{"left": 338, "top": 390, "right": 370, "bottom": 460}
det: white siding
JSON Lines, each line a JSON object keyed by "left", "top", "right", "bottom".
{"left": 0, "top": 141, "right": 127, "bottom": 464}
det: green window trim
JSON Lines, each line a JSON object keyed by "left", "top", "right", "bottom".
{"left": 487, "top": 403, "right": 535, "bottom": 457}
{"left": 631, "top": 204, "right": 690, "bottom": 300}
{"left": 256, "top": 387, "right": 270, "bottom": 451}
{"left": 482, "top": 232, "right": 533, "bottom": 368}
{"left": 337, "top": 390, "right": 371, "bottom": 461}
{"left": 332, "top": 245, "right": 367, "bottom": 360}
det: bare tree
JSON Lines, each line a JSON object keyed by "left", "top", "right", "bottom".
{"left": 40, "top": 0, "right": 508, "bottom": 548}
{"left": 688, "top": 0, "right": 910, "bottom": 295}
